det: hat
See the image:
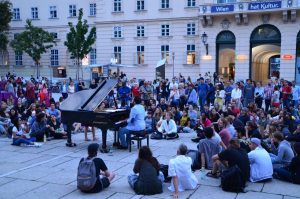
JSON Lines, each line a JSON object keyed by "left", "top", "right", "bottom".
{"left": 88, "top": 143, "right": 99, "bottom": 154}
{"left": 250, "top": 138, "right": 261, "bottom": 146}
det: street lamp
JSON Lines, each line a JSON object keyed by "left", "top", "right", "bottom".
{"left": 172, "top": 52, "right": 175, "bottom": 79}
{"left": 201, "top": 32, "right": 209, "bottom": 55}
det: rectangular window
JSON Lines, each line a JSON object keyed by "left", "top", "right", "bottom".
{"left": 187, "top": 0, "right": 196, "bottom": 7}
{"left": 161, "top": 45, "right": 169, "bottom": 63}
{"left": 69, "top": 5, "right": 76, "bottom": 17}
{"left": 187, "top": 23, "right": 196, "bottom": 35}
{"left": 137, "top": 0, "right": 145, "bottom": 11}
{"left": 50, "top": 32, "right": 58, "bottom": 39}
{"left": 49, "top": 6, "right": 57, "bottom": 18}
{"left": 90, "top": 3, "right": 96, "bottom": 16}
{"left": 137, "top": 46, "right": 145, "bottom": 64}
{"left": 137, "top": 26, "right": 145, "bottom": 37}
{"left": 217, "top": 0, "right": 236, "bottom": 3}
{"left": 114, "top": 46, "right": 121, "bottom": 64}
{"left": 51, "top": 49, "right": 59, "bottom": 66}
{"left": 161, "top": 0, "right": 170, "bottom": 9}
{"left": 187, "top": 44, "right": 196, "bottom": 64}
{"left": 114, "top": 0, "right": 122, "bottom": 12}
{"left": 31, "top": 7, "right": 38, "bottom": 19}
{"left": 13, "top": 8, "right": 20, "bottom": 20}
{"left": 90, "top": 49, "right": 97, "bottom": 64}
{"left": 161, "top": 24, "right": 170, "bottom": 36}
{"left": 15, "top": 51, "right": 23, "bottom": 66}
{"left": 113, "top": 26, "right": 122, "bottom": 38}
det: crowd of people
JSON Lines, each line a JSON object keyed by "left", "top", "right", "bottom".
{"left": 0, "top": 71, "right": 300, "bottom": 197}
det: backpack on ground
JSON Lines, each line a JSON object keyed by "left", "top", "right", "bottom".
{"left": 77, "top": 158, "right": 97, "bottom": 191}
{"left": 186, "top": 150, "right": 202, "bottom": 171}
{"left": 220, "top": 165, "right": 245, "bottom": 193}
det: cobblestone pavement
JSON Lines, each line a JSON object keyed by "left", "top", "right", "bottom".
{"left": 0, "top": 130, "right": 299, "bottom": 199}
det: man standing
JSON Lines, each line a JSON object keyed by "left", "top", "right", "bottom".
{"left": 292, "top": 80, "right": 300, "bottom": 107}
{"left": 264, "top": 80, "right": 274, "bottom": 112}
{"left": 282, "top": 80, "right": 292, "bottom": 108}
{"left": 118, "top": 97, "right": 146, "bottom": 149}
{"left": 187, "top": 84, "right": 198, "bottom": 106}
{"left": 139, "top": 81, "right": 152, "bottom": 106}
{"left": 197, "top": 77, "right": 209, "bottom": 111}
{"left": 168, "top": 144, "right": 198, "bottom": 198}
{"left": 118, "top": 82, "right": 131, "bottom": 107}
{"left": 243, "top": 79, "right": 255, "bottom": 107}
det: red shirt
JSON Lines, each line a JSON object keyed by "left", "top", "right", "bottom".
{"left": 282, "top": 85, "right": 292, "bottom": 100}
{"left": 219, "top": 128, "right": 231, "bottom": 147}
{"left": 230, "top": 107, "right": 240, "bottom": 117}
{"left": 132, "top": 86, "right": 140, "bottom": 97}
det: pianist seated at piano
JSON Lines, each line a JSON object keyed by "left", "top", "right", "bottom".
{"left": 118, "top": 96, "right": 146, "bottom": 149}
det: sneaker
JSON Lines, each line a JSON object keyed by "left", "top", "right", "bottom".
{"left": 34, "top": 142, "right": 42, "bottom": 147}
{"left": 117, "top": 145, "right": 128, "bottom": 150}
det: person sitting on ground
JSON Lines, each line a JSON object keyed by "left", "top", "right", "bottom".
{"left": 128, "top": 146, "right": 163, "bottom": 195}
{"left": 286, "top": 123, "right": 300, "bottom": 142}
{"left": 30, "top": 112, "right": 49, "bottom": 142}
{"left": 47, "top": 103, "right": 61, "bottom": 122}
{"left": 158, "top": 112, "right": 178, "bottom": 139}
{"left": 269, "top": 132, "right": 294, "bottom": 167}
{"left": 178, "top": 109, "right": 193, "bottom": 133}
{"left": 168, "top": 143, "right": 198, "bottom": 198}
{"left": 238, "top": 107, "right": 250, "bottom": 126}
{"left": 235, "top": 126, "right": 251, "bottom": 153}
{"left": 208, "top": 139, "right": 250, "bottom": 188}
{"left": 11, "top": 117, "right": 36, "bottom": 146}
{"left": 78, "top": 143, "right": 115, "bottom": 193}
{"left": 248, "top": 138, "right": 273, "bottom": 182}
{"left": 246, "top": 121, "right": 262, "bottom": 139}
{"left": 145, "top": 110, "right": 155, "bottom": 134}
{"left": 273, "top": 142, "right": 300, "bottom": 184}
{"left": 198, "top": 127, "right": 221, "bottom": 170}
{"left": 47, "top": 114, "right": 67, "bottom": 139}
{"left": 217, "top": 118, "right": 232, "bottom": 148}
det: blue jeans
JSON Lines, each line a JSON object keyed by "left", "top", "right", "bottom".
{"left": 12, "top": 137, "right": 36, "bottom": 146}
{"left": 118, "top": 127, "right": 131, "bottom": 147}
{"left": 199, "top": 96, "right": 206, "bottom": 111}
{"left": 274, "top": 167, "right": 292, "bottom": 182}
{"left": 283, "top": 99, "right": 290, "bottom": 108}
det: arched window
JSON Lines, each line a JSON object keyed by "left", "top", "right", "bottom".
{"left": 250, "top": 24, "right": 281, "bottom": 44}
{"left": 216, "top": 31, "right": 236, "bottom": 44}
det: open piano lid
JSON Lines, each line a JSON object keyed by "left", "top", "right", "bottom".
{"left": 60, "top": 79, "right": 118, "bottom": 112}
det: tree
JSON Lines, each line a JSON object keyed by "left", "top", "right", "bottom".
{"left": 64, "top": 8, "right": 96, "bottom": 80}
{"left": 10, "top": 20, "right": 56, "bottom": 78}
{"left": 0, "top": 0, "right": 12, "bottom": 51}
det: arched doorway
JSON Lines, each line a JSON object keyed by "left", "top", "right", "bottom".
{"left": 216, "top": 31, "right": 236, "bottom": 81}
{"left": 296, "top": 31, "right": 300, "bottom": 83}
{"left": 250, "top": 25, "right": 281, "bottom": 83}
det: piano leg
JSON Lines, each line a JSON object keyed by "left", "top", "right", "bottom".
{"left": 100, "top": 128, "right": 109, "bottom": 153}
{"left": 66, "top": 123, "right": 77, "bottom": 147}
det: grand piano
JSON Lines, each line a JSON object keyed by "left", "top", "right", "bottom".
{"left": 60, "top": 79, "right": 130, "bottom": 152}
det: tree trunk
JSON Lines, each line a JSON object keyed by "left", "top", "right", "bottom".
{"left": 76, "top": 58, "right": 80, "bottom": 81}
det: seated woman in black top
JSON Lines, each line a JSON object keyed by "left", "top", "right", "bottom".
{"left": 79, "top": 143, "right": 115, "bottom": 193}
{"left": 47, "top": 114, "right": 67, "bottom": 139}
{"left": 128, "top": 146, "right": 164, "bottom": 195}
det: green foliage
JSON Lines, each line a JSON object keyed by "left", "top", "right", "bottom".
{"left": 64, "top": 8, "right": 96, "bottom": 62}
{"left": 0, "top": 0, "right": 12, "bottom": 50}
{"left": 10, "top": 20, "right": 56, "bottom": 64}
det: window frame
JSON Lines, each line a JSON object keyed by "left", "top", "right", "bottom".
{"left": 114, "top": 46, "right": 122, "bottom": 64}
{"left": 187, "top": 23, "right": 196, "bottom": 36}
{"left": 161, "top": 24, "right": 170, "bottom": 36}
{"left": 13, "top": 8, "right": 20, "bottom": 20}
{"left": 186, "top": 44, "right": 196, "bottom": 64}
{"left": 49, "top": 6, "right": 57, "bottom": 19}
{"left": 113, "top": 26, "right": 123, "bottom": 38}
{"left": 15, "top": 51, "right": 23, "bottom": 66}
{"left": 136, "top": 0, "right": 145, "bottom": 11}
{"left": 31, "top": 7, "right": 39, "bottom": 19}
{"left": 137, "top": 45, "right": 145, "bottom": 64}
{"left": 50, "top": 49, "right": 59, "bottom": 66}
{"left": 161, "top": 45, "right": 169, "bottom": 63}
{"left": 89, "top": 3, "right": 96, "bottom": 16}
{"left": 69, "top": 4, "right": 77, "bottom": 17}
{"left": 161, "top": 0, "right": 170, "bottom": 9}
{"left": 90, "top": 48, "right": 97, "bottom": 65}
{"left": 114, "top": 0, "right": 122, "bottom": 12}
{"left": 187, "top": 0, "right": 196, "bottom": 7}
{"left": 136, "top": 25, "right": 145, "bottom": 37}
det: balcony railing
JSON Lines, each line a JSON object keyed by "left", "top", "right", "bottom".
{"left": 199, "top": 0, "right": 300, "bottom": 14}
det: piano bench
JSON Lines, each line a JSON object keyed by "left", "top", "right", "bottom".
{"left": 129, "top": 131, "right": 149, "bottom": 152}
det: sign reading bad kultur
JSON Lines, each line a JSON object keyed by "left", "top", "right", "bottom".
{"left": 211, "top": 4, "right": 234, "bottom": 13}
{"left": 248, "top": 1, "right": 281, "bottom": 10}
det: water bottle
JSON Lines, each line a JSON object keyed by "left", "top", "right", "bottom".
{"left": 43, "top": 134, "right": 47, "bottom": 143}
{"left": 200, "top": 168, "right": 206, "bottom": 180}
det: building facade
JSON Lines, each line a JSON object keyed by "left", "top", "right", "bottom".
{"left": 1, "top": 0, "right": 300, "bottom": 82}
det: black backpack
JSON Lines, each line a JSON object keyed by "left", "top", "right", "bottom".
{"left": 159, "top": 164, "right": 172, "bottom": 183}
{"left": 221, "top": 165, "right": 245, "bottom": 193}
{"left": 186, "top": 150, "right": 202, "bottom": 171}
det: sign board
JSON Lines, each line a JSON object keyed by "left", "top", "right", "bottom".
{"left": 282, "top": 54, "right": 294, "bottom": 60}
{"left": 248, "top": 1, "right": 281, "bottom": 10}
{"left": 211, "top": 4, "right": 234, "bottom": 13}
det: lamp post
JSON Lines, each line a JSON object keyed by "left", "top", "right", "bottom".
{"left": 172, "top": 52, "right": 175, "bottom": 78}
{"left": 201, "top": 32, "right": 209, "bottom": 55}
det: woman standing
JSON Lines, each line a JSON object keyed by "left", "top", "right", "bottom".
{"left": 128, "top": 146, "right": 163, "bottom": 195}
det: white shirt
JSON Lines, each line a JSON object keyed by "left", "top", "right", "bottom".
{"left": 168, "top": 155, "right": 198, "bottom": 192}
{"left": 248, "top": 147, "right": 273, "bottom": 182}
{"left": 231, "top": 88, "right": 242, "bottom": 100}
{"left": 126, "top": 104, "right": 146, "bottom": 131}
{"left": 159, "top": 119, "right": 177, "bottom": 134}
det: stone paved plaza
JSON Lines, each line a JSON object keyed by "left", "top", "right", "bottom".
{"left": 0, "top": 130, "right": 299, "bottom": 199}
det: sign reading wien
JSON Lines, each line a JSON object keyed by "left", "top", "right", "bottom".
{"left": 248, "top": 1, "right": 281, "bottom": 10}
{"left": 211, "top": 5, "right": 234, "bottom": 13}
